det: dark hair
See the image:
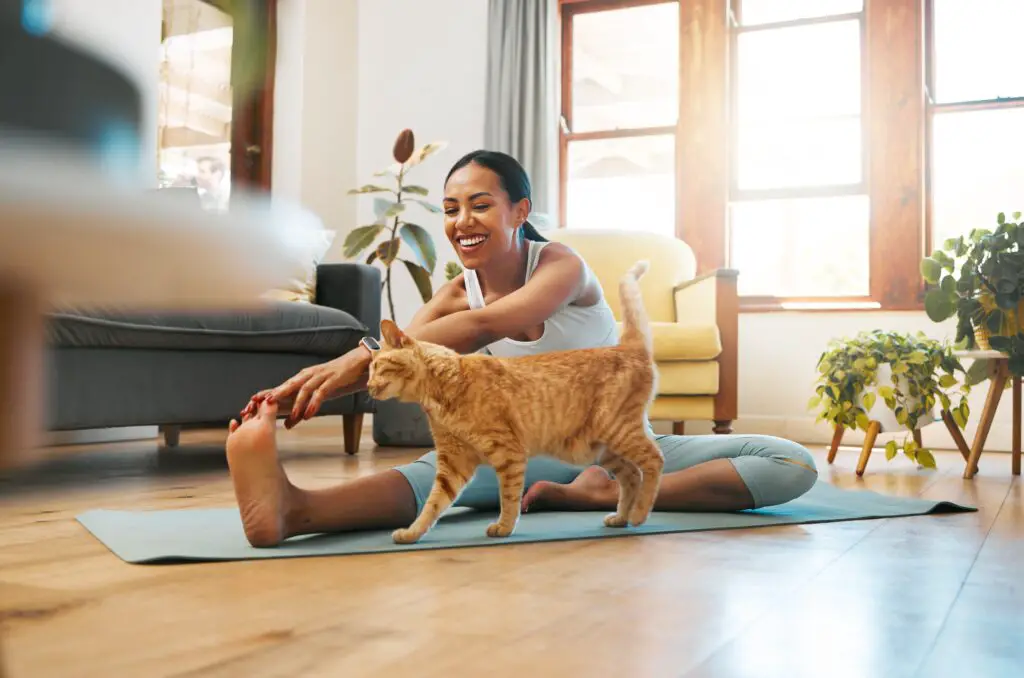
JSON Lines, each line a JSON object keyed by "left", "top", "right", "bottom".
{"left": 444, "top": 150, "right": 547, "bottom": 242}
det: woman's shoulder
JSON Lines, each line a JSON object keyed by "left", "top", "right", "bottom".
{"left": 533, "top": 240, "right": 601, "bottom": 307}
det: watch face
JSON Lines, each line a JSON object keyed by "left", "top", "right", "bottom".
{"left": 362, "top": 337, "right": 381, "bottom": 352}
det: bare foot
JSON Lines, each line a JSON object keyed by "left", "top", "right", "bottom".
{"left": 521, "top": 466, "right": 620, "bottom": 513}
{"left": 226, "top": 397, "right": 296, "bottom": 547}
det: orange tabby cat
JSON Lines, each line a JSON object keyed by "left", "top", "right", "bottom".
{"left": 367, "top": 260, "right": 662, "bottom": 545}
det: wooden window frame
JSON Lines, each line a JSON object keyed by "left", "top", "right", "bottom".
{"left": 923, "top": 0, "right": 1024, "bottom": 260}
{"left": 559, "top": 0, "right": 1014, "bottom": 314}
{"left": 196, "top": 0, "right": 277, "bottom": 193}
{"left": 557, "top": 0, "right": 678, "bottom": 230}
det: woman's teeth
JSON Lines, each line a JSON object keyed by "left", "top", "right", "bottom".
{"left": 458, "top": 235, "right": 487, "bottom": 250}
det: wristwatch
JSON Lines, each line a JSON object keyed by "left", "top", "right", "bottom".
{"left": 360, "top": 336, "right": 381, "bottom": 354}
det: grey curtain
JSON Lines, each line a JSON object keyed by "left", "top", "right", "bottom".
{"left": 484, "top": 0, "right": 558, "bottom": 220}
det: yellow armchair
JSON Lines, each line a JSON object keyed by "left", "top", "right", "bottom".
{"left": 546, "top": 229, "right": 738, "bottom": 434}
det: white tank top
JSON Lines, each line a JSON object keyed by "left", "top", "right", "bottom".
{"left": 463, "top": 239, "right": 619, "bottom": 357}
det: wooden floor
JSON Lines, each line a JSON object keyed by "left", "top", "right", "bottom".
{"left": 0, "top": 422, "right": 1021, "bottom": 678}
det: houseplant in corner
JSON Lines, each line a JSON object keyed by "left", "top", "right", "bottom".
{"left": 345, "top": 129, "right": 447, "bottom": 447}
{"left": 809, "top": 329, "right": 972, "bottom": 469}
{"left": 921, "top": 211, "right": 1024, "bottom": 379}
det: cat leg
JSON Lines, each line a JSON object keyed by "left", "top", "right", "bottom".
{"left": 597, "top": 453, "right": 641, "bottom": 528}
{"left": 485, "top": 450, "right": 527, "bottom": 538}
{"left": 392, "top": 443, "right": 478, "bottom": 544}
{"left": 614, "top": 431, "right": 665, "bottom": 526}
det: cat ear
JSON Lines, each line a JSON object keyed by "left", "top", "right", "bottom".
{"left": 380, "top": 319, "right": 414, "bottom": 349}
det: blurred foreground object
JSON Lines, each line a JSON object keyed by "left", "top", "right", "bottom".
{"left": 0, "top": 0, "right": 299, "bottom": 472}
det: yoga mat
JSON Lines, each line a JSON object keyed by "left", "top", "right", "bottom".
{"left": 76, "top": 481, "right": 974, "bottom": 565}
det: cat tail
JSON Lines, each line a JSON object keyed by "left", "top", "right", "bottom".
{"left": 618, "top": 260, "right": 653, "bottom": 355}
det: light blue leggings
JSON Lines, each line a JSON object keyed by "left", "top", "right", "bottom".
{"left": 394, "top": 433, "right": 818, "bottom": 513}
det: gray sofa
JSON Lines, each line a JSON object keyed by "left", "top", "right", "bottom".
{"left": 43, "top": 263, "right": 381, "bottom": 455}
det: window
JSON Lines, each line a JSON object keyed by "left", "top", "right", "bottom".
{"left": 728, "top": 1, "right": 868, "bottom": 300}
{"left": 928, "top": 0, "right": 1024, "bottom": 250}
{"left": 158, "top": 0, "right": 276, "bottom": 209}
{"left": 559, "top": 0, "right": 678, "bottom": 238}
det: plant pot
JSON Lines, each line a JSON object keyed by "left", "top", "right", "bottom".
{"left": 973, "top": 323, "right": 991, "bottom": 350}
{"left": 861, "top": 364, "right": 936, "bottom": 432}
{"left": 372, "top": 399, "right": 434, "bottom": 447}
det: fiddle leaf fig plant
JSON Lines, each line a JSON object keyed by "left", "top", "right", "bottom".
{"left": 344, "top": 129, "right": 448, "bottom": 320}
{"left": 921, "top": 211, "right": 1024, "bottom": 377}
{"left": 809, "top": 330, "right": 972, "bottom": 469}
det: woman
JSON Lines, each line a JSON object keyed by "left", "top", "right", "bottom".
{"left": 226, "top": 150, "right": 818, "bottom": 547}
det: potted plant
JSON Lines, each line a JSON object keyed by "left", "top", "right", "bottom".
{"left": 345, "top": 129, "right": 447, "bottom": 447}
{"left": 921, "top": 211, "right": 1024, "bottom": 378}
{"left": 343, "top": 128, "right": 447, "bottom": 320}
{"left": 809, "top": 330, "right": 972, "bottom": 469}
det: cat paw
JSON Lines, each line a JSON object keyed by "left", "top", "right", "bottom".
{"left": 486, "top": 522, "right": 515, "bottom": 538}
{"left": 391, "top": 528, "right": 422, "bottom": 544}
{"left": 627, "top": 507, "right": 652, "bottom": 526}
{"left": 603, "top": 512, "right": 629, "bottom": 528}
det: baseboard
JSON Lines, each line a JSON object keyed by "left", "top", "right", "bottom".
{"left": 659, "top": 415, "right": 1014, "bottom": 454}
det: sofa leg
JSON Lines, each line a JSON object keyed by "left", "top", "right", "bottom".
{"left": 343, "top": 413, "right": 364, "bottom": 455}
{"left": 672, "top": 421, "right": 685, "bottom": 435}
{"left": 159, "top": 425, "right": 181, "bottom": 448}
{"left": 713, "top": 420, "right": 733, "bottom": 435}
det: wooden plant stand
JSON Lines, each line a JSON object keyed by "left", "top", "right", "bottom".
{"left": 954, "top": 351, "right": 1022, "bottom": 480}
{"left": 827, "top": 415, "right": 975, "bottom": 477}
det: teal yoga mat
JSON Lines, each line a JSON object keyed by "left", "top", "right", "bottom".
{"left": 76, "top": 481, "right": 974, "bottom": 564}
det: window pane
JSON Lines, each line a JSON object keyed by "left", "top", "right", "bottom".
{"left": 566, "top": 135, "right": 675, "bottom": 237}
{"left": 735, "top": 20, "right": 862, "bottom": 191}
{"left": 737, "top": 117, "right": 861, "bottom": 191}
{"left": 737, "top": 20, "right": 861, "bottom": 119}
{"left": 931, "top": 108, "right": 1024, "bottom": 249}
{"left": 739, "top": 0, "right": 862, "bottom": 26}
{"left": 571, "top": 3, "right": 678, "bottom": 133}
{"left": 158, "top": 0, "right": 233, "bottom": 212}
{"left": 730, "top": 195, "right": 870, "bottom": 297}
{"left": 933, "top": 0, "right": 1024, "bottom": 103}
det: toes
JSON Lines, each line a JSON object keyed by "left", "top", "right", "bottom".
{"left": 259, "top": 396, "right": 279, "bottom": 420}
{"left": 229, "top": 419, "right": 239, "bottom": 434}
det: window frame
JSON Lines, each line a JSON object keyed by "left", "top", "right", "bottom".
{"left": 557, "top": 0, "right": 679, "bottom": 231}
{"left": 558, "top": 0, "right": 1018, "bottom": 314}
{"left": 923, "top": 0, "right": 1024, "bottom": 261}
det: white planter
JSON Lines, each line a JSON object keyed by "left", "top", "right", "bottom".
{"left": 859, "top": 364, "right": 936, "bottom": 433}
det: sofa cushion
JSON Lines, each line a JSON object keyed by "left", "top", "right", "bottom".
{"left": 47, "top": 301, "right": 367, "bottom": 357}
{"left": 617, "top": 322, "right": 721, "bottom": 361}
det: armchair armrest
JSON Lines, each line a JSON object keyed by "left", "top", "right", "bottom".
{"left": 315, "top": 263, "right": 382, "bottom": 338}
{"left": 673, "top": 268, "right": 739, "bottom": 422}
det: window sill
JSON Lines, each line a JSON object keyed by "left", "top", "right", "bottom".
{"left": 739, "top": 299, "right": 925, "bottom": 313}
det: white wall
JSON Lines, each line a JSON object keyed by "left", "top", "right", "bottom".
{"left": 48, "top": 0, "right": 162, "bottom": 183}
{"left": 354, "top": 0, "right": 489, "bottom": 327}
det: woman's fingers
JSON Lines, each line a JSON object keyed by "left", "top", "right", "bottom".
{"left": 304, "top": 375, "right": 340, "bottom": 421}
{"left": 287, "top": 371, "right": 330, "bottom": 427}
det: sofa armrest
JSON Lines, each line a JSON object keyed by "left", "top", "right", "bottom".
{"left": 315, "top": 263, "right": 382, "bottom": 338}
{"left": 673, "top": 268, "right": 739, "bottom": 422}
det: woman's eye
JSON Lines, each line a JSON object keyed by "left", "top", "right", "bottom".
{"left": 444, "top": 209, "right": 458, "bottom": 216}
{"left": 473, "top": 204, "right": 489, "bottom": 211}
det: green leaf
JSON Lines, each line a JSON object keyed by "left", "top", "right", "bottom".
{"left": 878, "top": 385, "right": 895, "bottom": 400}
{"left": 924, "top": 289, "right": 956, "bottom": 322}
{"left": 401, "top": 260, "right": 434, "bottom": 303}
{"left": 411, "top": 198, "right": 443, "bottom": 214}
{"left": 892, "top": 361, "right": 909, "bottom": 375}
{"left": 966, "top": 359, "right": 991, "bottom": 386}
{"left": 807, "top": 395, "right": 822, "bottom": 411}
{"left": 938, "top": 374, "right": 958, "bottom": 388}
{"left": 374, "top": 198, "right": 396, "bottom": 219}
{"left": 343, "top": 224, "right": 384, "bottom": 258}
{"left": 404, "top": 141, "right": 447, "bottom": 169}
{"left": 920, "top": 258, "right": 942, "bottom": 284}
{"left": 885, "top": 440, "right": 898, "bottom": 461}
{"left": 1014, "top": 211, "right": 1022, "bottom": 221}
{"left": 444, "top": 261, "right": 463, "bottom": 281}
{"left": 998, "top": 212, "right": 1006, "bottom": 225}
{"left": 952, "top": 407, "right": 966, "bottom": 428}
{"left": 348, "top": 184, "right": 392, "bottom": 195}
{"left": 376, "top": 238, "right": 401, "bottom": 265}
{"left": 401, "top": 185, "right": 430, "bottom": 196}
{"left": 856, "top": 412, "right": 870, "bottom": 430}
{"left": 399, "top": 223, "right": 437, "bottom": 274}
{"left": 384, "top": 202, "right": 407, "bottom": 219}
{"left": 366, "top": 250, "right": 377, "bottom": 265}
{"left": 862, "top": 392, "right": 876, "bottom": 411}
{"left": 917, "top": 447, "right": 937, "bottom": 469}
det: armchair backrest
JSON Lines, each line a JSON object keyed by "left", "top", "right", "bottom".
{"left": 545, "top": 229, "right": 697, "bottom": 323}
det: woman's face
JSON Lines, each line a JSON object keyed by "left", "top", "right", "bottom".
{"left": 443, "top": 163, "right": 529, "bottom": 269}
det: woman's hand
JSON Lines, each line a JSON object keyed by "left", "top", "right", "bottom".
{"left": 240, "top": 349, "right": 370, "bottom": 428}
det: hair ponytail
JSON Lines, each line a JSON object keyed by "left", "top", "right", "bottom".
{"left": 520, "top": 220, "right": 548, "bottom": 242}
